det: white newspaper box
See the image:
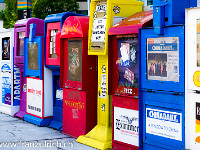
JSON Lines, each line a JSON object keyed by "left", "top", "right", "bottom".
{"left": 0, "top": 20, "right": 20, "bottom": 116}
{"left": 185, "top": 7, "right": 200, "bottom": 150}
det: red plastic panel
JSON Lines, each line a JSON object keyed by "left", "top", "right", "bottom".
{"left": 46, "top": 22, "right": 61, "bottom": 66}
{"left": 61, "top": 16, "right": 89, "bottom": 38}
{"left": 112, "top": 141, "right": 138, "bottom": 150}
{"left": 63, "top": 88, "right": 86, "bottom": 137}
{"left": 112, "top": 95, "right": 138, "bottom": 110}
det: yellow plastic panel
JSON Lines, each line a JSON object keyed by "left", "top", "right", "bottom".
{"left": 88, "top": 0, "right": 143, "bottom": 55}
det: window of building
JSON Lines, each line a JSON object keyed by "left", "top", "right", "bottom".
{"left": 147, "top": 0, "right": 153, "bottom": 5}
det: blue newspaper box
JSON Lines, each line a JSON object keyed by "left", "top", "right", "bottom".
{"left": 139, "top": 0, "right": 196, "bottom": 149}
{"left": 44, "top": 12, "right": 82, "bottom": 131}
{"left": 23, "top": 24, "right": 53, "bottom": 126}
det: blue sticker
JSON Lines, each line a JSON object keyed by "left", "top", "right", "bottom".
{"left": 13, "top": 65, "right": 20, "bottom": 106}
{"left": 1, "top": 64, "right": 11, "bottom": 70}
{"left": 2, "top": 76, "right": 11, "bottom": 105}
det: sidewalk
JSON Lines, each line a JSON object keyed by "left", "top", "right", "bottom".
{"left": 0, "top": 113, "right": 96, "bottom": 150}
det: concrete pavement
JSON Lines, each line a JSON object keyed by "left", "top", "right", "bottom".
{"left": 0, "top": 113, "right": 96, "bottom": 150}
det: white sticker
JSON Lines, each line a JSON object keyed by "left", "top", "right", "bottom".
{"left": 120, "top": 43, "right": 130, "bottom": 66}
{"left": 114, "top": 107, "right": 139, "bottom": 146}
{"left": 50, "top": 42, "right": 53, "bottom": 54}
{"left": 101, "top": 74, "right": 107, "bottom": 99}
{"left": 146, "top": 108, "right": 182, "bottom": 141}
{"left": 26, "top": 78, "right": 43, "bottom": 117}
{"left": 56, "top": 89, "right": 63, "bottom": 101}
{"left": 91, "top": 18, "right": 106, "bottom": 42}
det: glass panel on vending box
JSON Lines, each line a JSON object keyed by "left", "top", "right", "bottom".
{"left": 2, "top": 37, "right": 10, "bottom": 60}
{"left": 146, "top": 37, "right": 179, "bottom": 82}
{"left": 90, "top": 1, "right": 107, "bottom": 52}
{"left": 50, "top": 29, "right": 58, "bottom": 58}
{"left": 28, "top": 42, "right": 39, "bottom": 70}
{"left": 115, "top": 37, "right": 138, "bottom": 96}
{"left": 17, "top": 32, "right": 25, "bottom": 56}
{"left": 67, "top": 39, "right": 82, "bottom": 82}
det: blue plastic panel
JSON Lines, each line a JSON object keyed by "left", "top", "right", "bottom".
{"left": 24, "top": 36, "right": 43, "bottom": 79}
{"left": 53, "top": 75, "right": 63, "bottom": 108}
{"left": 153, "top": 0, "right": 196, "bottom": 26}
{"left": 141, "top": 90, "right": 185, "bottom": 150}
{"left": 44, "top": 12, "right": 83, "bottom": 28}
{"left": 140, "top": 25, "right": 185, "bottom": 93}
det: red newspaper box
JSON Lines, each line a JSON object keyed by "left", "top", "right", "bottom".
{"left": 108, "top": 11, "right": 153, "bottom": 150}
{"left": 60, "top": 16, "right": 97, "bottom": 138}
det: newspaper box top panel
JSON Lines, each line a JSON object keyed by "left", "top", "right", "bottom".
{"left": 60, "top": 16, "right": 91, "bottom": 90}
{"left": 61, "top": 16, "right": 90, "bottom": 38}
{"left": 88, "top": 0, "right": 143, "bottom": 56}
{"left": 14, "top": 18, "right": 44, "bottom": 65}
{"left": 44, "top": 12, "right": 82, "bottom": 28}
{"left": 108, "top": 10, "right": 153, "bottom": 97}
{"left": 108, "top": 10, "right": 153, "bottom": 35}
{"left": 45, "top": 12, "right": 82, "bottom": 66}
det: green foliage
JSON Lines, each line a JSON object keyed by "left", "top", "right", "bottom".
{"left": 32, "top": 0, "right": 79, "bottom": 20}
{"left": 0, "top": 0, "right": 17, "bottom": 29}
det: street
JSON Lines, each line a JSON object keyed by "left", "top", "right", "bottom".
{"left": 0, "top": 113, "right": 96, "bottom": 150}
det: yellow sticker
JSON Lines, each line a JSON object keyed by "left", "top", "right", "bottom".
{"left": 193, "top": 71, "right": 200, "bottom": 87}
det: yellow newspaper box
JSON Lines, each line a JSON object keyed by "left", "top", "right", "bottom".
{"left": 77, "top": 0, "right": 143, "bottom": 149}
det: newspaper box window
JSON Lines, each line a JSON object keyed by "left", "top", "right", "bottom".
{"left": 147, "top": 37, "right": 179, "bottom": 82}
{"left": 67, "top": 40, "right": 82, "bottom": 82}
{"left": 49, "top": 29, "right": 58, "bottom": 58}
{"left": 17, "top": 32, "right": 25, "bottom": 56}
{"left": 116, "top": 37, "right": 139, "bottom": 96}
{"left": 2, "top": 37, "right": 10, "bottom": 60}
{"left": 28, "top": 43, "right": 39, "bottom": 70}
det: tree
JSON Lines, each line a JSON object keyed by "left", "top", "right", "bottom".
{"left": 32, "top": 0, "right": 79, "bottom": 20}
{"left": 0, "top": 0, "right": 17, "bottom": 28}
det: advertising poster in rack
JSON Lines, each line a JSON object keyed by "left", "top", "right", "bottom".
{"left": 1, "top": 63, "right": 11, "bottom": 105}
{"left": 196, "top": 103, "right": 200, "bottom": 143}
{"left": 146, "top": 107, "right": 182, "bottom": 141}
{"left": 2, "top": 37, "right": 10, "bottom": 60}
{"left": 115, "top": 37, "right": 138, "bottom": 96}
{"left": 147, "top": 37, "right": 179, "bottom": 82}
{"left": 114, "top": 107, "right": 139, "bottom": 146}
{"left": 26, "top": 77, "right": 43, "bottom": 117}
{"left": 50, "top": 29, "right": 58, "bottom": 58}
{"left": 91, "top": 4, "right": 107, "bottom": 42}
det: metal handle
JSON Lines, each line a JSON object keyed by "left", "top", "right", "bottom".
{"left": 91, "top": 46, "right": 101, "bottom": 48}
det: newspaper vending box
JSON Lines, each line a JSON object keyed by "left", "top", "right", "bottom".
{"left": 108, "top": 10, "right": 153, "bottom": 150}
{"left": 14, "top": 18, "right": 44, "bottom": 118}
